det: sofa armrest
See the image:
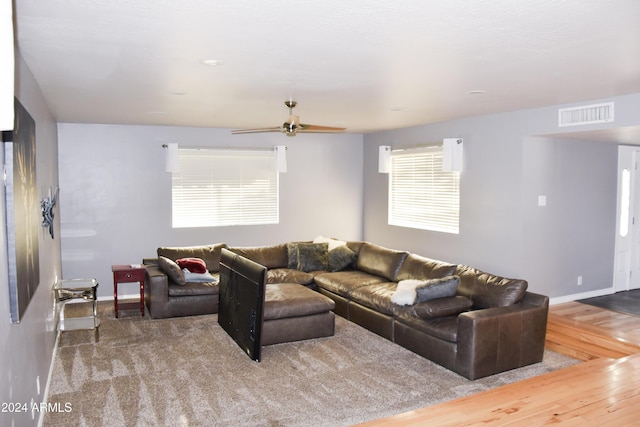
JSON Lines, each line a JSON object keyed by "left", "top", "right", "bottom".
{"left": 143, "top": 257, "right": 159, "bottom": 267}
{"left": 455, "top": 292, "right": 549, "bottom": 379}
{"left": 144, "top": 264, "right": 171, "bottom": 318}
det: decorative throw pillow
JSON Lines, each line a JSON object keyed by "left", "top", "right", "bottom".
{"left": 158, "top": 256, "right": 186, "bottom": 285}
{"left": 313, "top": 235, "right": 348, "bottom": 251}
{"left": 287, "top": 242, "right": 301, "bottom": 269}
{"left": 328, "top": 245, "right": 357, "bottom": 272}
{"left": 415, "top": 276, "right": 460, "bottom": 303}
{"left": 176, "top": 257, "right": 207, "bottom": 274}
{"left": 182, "top": 269, "right": 218, "bottom": 283}
{"left": 391, "top": 279, "right": 426, "bottom": 305}
{"left": 296, "top": 242, "right": 329, "bottom": 272}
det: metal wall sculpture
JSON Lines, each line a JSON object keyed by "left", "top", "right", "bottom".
{"left": 41, "top": 186, "right": 59, "bottom": 239}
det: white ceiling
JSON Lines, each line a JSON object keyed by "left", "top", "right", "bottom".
{"left": 13, "top": 0, "right": 640, "bottom": 136}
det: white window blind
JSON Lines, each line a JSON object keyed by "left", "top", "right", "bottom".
{"left": 388, "top": 146, "right": 460, "bottom": 234}
{"left": 172, "top": 148, "right": 279, "bottom": 228}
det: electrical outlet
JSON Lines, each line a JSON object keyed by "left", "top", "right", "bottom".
{"left": 577, "top": 276, "right": 583, "bottom": 286}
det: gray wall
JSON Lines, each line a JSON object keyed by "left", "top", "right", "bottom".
{"left": 57, "top": 124, "right": 364, "bottom": 298}
{"left": 0, "top": 54, "right": 60, "bottom": 427}
{"left": 363, "top": 93, "right": 639, "bottom": 299}
{"left": 521, "top": 137, "right": 617, "bottom": 297}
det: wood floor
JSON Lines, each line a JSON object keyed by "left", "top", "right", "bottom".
{"left": 356, "top": 302, "right": 640, "bottom": 426}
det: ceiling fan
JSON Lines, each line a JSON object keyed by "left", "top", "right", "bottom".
{"left": 231, "top": 100, "right": 346, "bottom": 137}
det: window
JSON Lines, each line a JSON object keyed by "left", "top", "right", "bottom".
{"left": 619, "top": 168, "right": 631, "bottom": 237}
{"left": 172, "top": 148, "right": 279, "bottom": 228}
{"left": 388, "top": 146, "right": 460, "bottom": 234}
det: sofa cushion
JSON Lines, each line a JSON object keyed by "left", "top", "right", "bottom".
{"left": 167, "top": 279, "right": 219, "bottom": 297}
{"left": 158, "top": 256, "right": 186, "bottom": 285}
{"left": 231, "top": 244, "right": 289, "bottom": 269}
{"left": 349, "top": 282, "right": 399, "bottom": 315}
{"left": 346, "top": 241, "right": 365, "bottom": 256}
{"left": 176, "top": 257, "right": 207, "bottom": 274}
{"left": 314, "top": 271, "right": 386, "bottom": 298}
{"left": 267, "top": 268, "right": 315, "bottom": 285}
{"left": 263, "top": 283, "right": 335, "bottom": 320}
{"left": 456, "top": 265, "right": 528, "bottom": 308}
{"left": 396, "top": 314, "right": 460, "bottom": 343}
{"left": 158, "top": 243, "right": 227, "bottom": 272}
{"left": 396, "top": 253, "right": 457, "bottom": 281}
{"left": 356, "top": 243, "right": 409, "bottom": 281}
{"left": 415, "top": 276, "right": 460, "bottom": 303}
{"left": 399, "top": 296, "right": 473, "bottom": 319}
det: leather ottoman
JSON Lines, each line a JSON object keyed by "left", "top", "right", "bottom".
{"left": 261, "top": 283, "right": 336, "bottom": 346}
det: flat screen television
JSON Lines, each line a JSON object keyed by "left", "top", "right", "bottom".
{"left": 218, "top": 248, "right": 267, "bottom": 361}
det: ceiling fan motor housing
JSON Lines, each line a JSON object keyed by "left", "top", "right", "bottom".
{"left": 283, "top": 121, "right": 297, "bottom": 135}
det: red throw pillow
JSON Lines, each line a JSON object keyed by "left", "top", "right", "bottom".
{"left": 176, "top": 257, "right": 207, "bottom": 274}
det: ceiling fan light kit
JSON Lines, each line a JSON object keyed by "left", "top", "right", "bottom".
{"left": 232, "top": 100, "right": 346, "bottom": 137}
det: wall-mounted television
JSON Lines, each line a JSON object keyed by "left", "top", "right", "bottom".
{"left": 218, "top": 248, "right": 267, "bottom": 361}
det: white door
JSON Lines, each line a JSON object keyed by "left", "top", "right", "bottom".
{"left": 613, "top": 146, "right": 640, "bottom": 291}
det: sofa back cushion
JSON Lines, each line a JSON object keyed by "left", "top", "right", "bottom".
{"left": 455, "top": 265, "right": 528, "bottom": 308}
{"left": 346, "top": 241, "right": 365, "bottom": 256}
{"left": 396, "top": 254, "right": 457, "bottom": 281}
{"left": 157, "top": 243, "right": 227, "bottom": 273}
{"left": 230, "top": 243, "right": 289, "bottom": 269}
{"left": 356, "top": 243, "right": 409, "bottom": 281}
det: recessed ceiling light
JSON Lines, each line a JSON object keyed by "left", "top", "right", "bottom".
{"left": 468, "top": 90, "right": 486, "bottom": 95}
{"left": 147, "top": 111, "right": 167, "bottom": 115}
{"left": 170, "top": 91, "right": 187, "bottom": 96}
{"left": 202, "top": 59, "right": 224, "bottom": 66}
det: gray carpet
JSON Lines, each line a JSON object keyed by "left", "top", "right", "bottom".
{"left": 44, "top": 302, "right": 579, "bottom": 427}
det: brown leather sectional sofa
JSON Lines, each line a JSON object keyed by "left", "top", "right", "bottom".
{"left": 143, "top": 240, "right": 548, "bottom": 380}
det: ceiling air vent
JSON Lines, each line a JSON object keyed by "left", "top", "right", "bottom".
{"left": 558, "top": 102, "right": 614, "bottom": 127}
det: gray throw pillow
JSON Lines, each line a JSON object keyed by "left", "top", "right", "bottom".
{"left": 296, "top": 242, "right": 329, "bottom": 272}
{"left": 415, "top": 275, "right": 460, "bottom": 303}
{"left": 183, "top": 270, "right": 218, "bottom": 283}
{"left": 328, "top": 245, "right": 357, "bottom": 272}
{"left": 158, "top": 256, "right": 186, "bottom": 285}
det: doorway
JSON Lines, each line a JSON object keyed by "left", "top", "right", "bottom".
{"left": 613, "top": 145, "right": 640, "bottom": 291}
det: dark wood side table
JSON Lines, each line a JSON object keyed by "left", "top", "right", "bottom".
{"left": 112, "top": 264, "right": 146, "bottom": 318}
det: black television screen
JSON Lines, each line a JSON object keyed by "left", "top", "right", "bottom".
{"left": 218, "top": 248, "right": 267, "bottom": 361}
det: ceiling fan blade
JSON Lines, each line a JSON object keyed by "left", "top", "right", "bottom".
{"left": 298, "top": 124, "right": 347, "bottom": 133}
{"left": 231, "top": 127, "right": 282, "bottom": 134}
{"left": 231, "top": 100, "right": 346, "bottom": 136}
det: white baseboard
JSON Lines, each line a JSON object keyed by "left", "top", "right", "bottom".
{"left": 38, "top": 330, "right": 61, "bottom": 427}
{"left": 549, "top": 287, "right": 615, "bottom": 305}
